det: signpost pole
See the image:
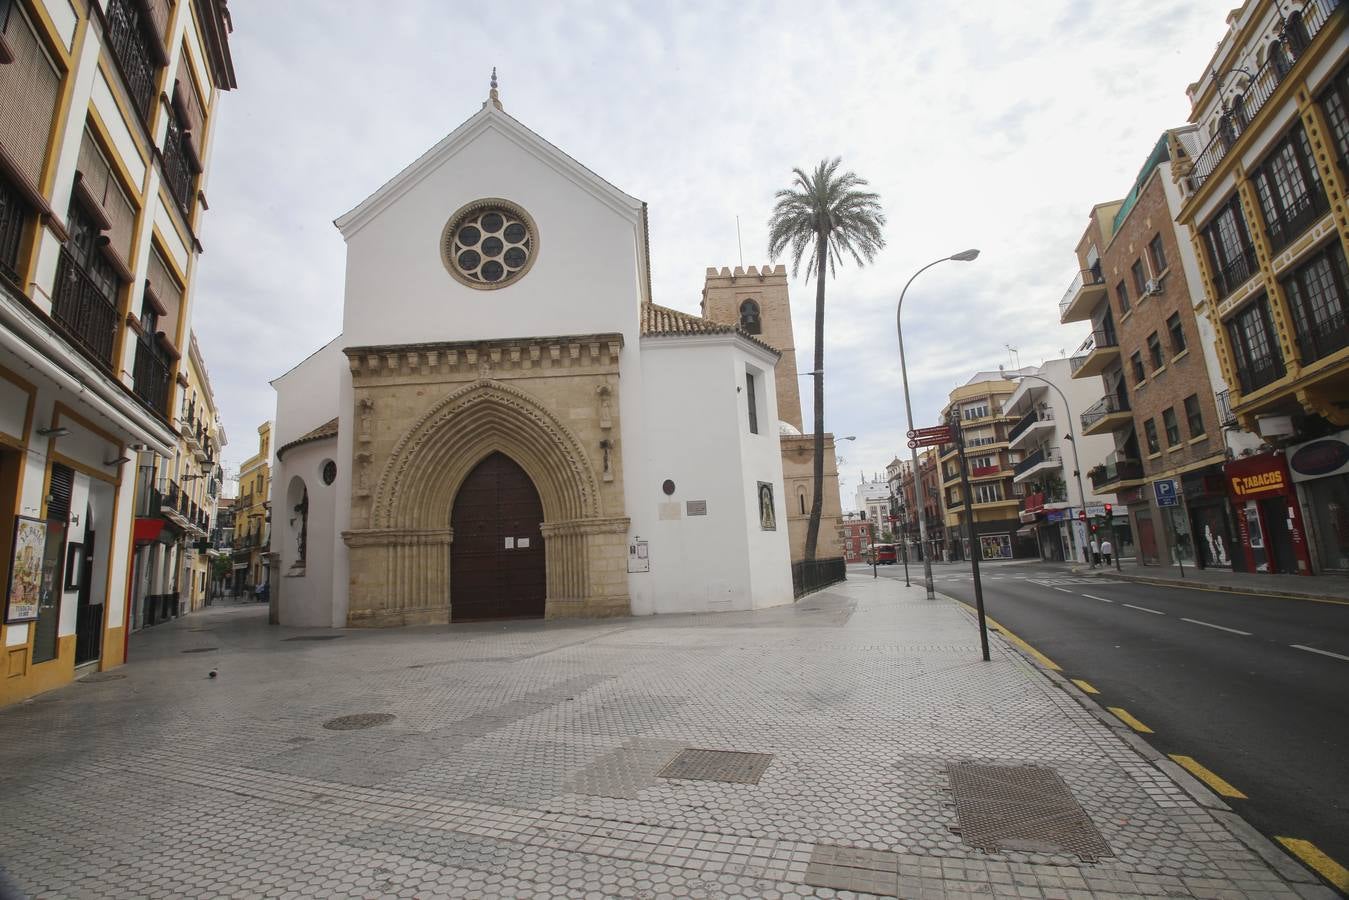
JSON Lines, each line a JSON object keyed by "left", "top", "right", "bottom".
{"left": 900, "top": 518, "right": 911, "bottom": 587}
{"left": 952, "top": 414, "right": 990, "bottom": 662}
{"left": 871, "top": 522, "right": 878, "bottom": 579}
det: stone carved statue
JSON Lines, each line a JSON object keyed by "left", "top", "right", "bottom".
{"left": 291, "top": 489, "right": 308, "bottom": 564}
{"left": 358, "top": 397, "right": 374, "bottom": 437}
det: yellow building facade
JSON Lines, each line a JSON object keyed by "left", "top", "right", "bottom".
{"left": 0, "top": 0, "right": 235, "bottom": 704}
{"left": 232, "top": 422, "right": 270, "bottom": 594}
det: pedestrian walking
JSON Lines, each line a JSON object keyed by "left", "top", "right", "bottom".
{"left": 1101, "top": 538, "right": 1114, "bottom": 567}
{"left": 1090, "top": 536, "right": 1101, "bottom": 567}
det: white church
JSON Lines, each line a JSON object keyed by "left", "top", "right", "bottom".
{"left": 269, "top": 79, "right": 827, "bottom": 628}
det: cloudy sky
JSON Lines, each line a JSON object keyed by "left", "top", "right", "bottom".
{"left": 193, "top": 0, "right": 1235, "bottom": 504}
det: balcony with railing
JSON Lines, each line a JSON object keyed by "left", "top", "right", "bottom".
{"left": 1234, "top": 353, "right": 1286, "bottom": 394}
{"left": 51, "top": 247, "right": 120, "bottom": 369}
{"left": 1216, "top": 389, "right": 1238, "bottom": 427}
{"left": 1188, "top": 0, "right": 1341, "bottom": 192}
{"left": 1008, "top": 407, "right": 1054, "bottom": 448}
{"left": 1013, "top": 447, "right": 1062, "bottom": 483}
{"left": 161, "top": 112, "right": 196, "bottom": 218}
{"left": 1069, "top": 329, "right": 1122, "bottom": 379}
{"left": 1080, "top": 394, "right": 1132, "bottom": 436}
{"left": 1059, "top": 269, "right": 1108, "bottom": 323}
{"left": 1295, "top": 308, "right": 1349, "bottom": 365}
{"left": 0, "top": 174, "right": 28, "bottom": 287}
{"left": 1089, "top": 457, "right": 1146, "bottom": 491}
{"left": 133, "top": 332, "right": 172, "bottom": 417}
{"left": 104, "top": 0, "right": 161, "bottom": 120}
{"left": 1212, "top": 243, "right": 1260, "bottom": 299}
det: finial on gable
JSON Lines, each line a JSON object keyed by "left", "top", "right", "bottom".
{"left": 486, "top": 67, "right": 503, "bottom": 111}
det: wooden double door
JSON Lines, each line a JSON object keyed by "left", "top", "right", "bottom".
{"left": 450, "top": 453, "right": 546, "bottom": 621}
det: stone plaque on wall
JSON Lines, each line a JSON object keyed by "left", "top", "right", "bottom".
{"left": 686, "top": 500, "right": 707, "bottom": 516}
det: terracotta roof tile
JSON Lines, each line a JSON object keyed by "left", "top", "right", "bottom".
{"left": 640, "top": 302, "right": 780, "bottom": 356}
{"left": 276, "top": 417, "right": 338, "bottom": 460}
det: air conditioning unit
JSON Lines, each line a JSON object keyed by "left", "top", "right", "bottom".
{"left": 1145, "top": 278, "right": 1163, "bottom": 295}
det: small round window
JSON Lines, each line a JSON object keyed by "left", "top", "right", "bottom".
{"left": 442, "top": 199, "right": 537, "bottom": 290}
{"left": 321, "top": 460, "right": 337, "bottom": 486}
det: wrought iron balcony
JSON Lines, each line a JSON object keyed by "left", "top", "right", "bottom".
{"left": 52, "top": 247, "right": 120, "bottom": 369}
{"left": 132, "top": 333, "right": 172, "bottom": 417}
{"left": 1080, "top": 394, "right": 1131, "bottom": 434}
{"left": 1216, "top": 389, "right": 1238, "bottom": 428}
{"left": 1266, "top": 187, "right": 1329, "bottom": 253}
{"left": 1234, "top": 354, "right": 1285, "bottom": 393}
{"left": 1294, "top": 308, "right": 1349, "bottom": 365}
{"left": 1189, "top": 0, "right": 1341, "bottom": 191}
{"left": 104, "top": 0, "right": 160, "bottom": 120}
{"left": 0, "top": 174, "right": 27, "bottom": 287}
{"left": 1069, "top": 329, "right": 1121, "bottom": 379}
{"left": 1212, "top": 244, "right": 1260, "bottom": 299}
{"left": 1008, "top": 408, "right": 1054, "bottom": 445}
{"left": 1059, "top": 269, "right": 1108, "bottom": 323}
{"left": 1014, "top": 447, "right": 1061, "bottom": 480}
{"left": 1089, "top": 457, "right": 1146, "bottom": 491}
{"left": 161, "top": 113, "right": 196, "bottom": 218}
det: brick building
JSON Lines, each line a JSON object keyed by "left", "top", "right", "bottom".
{"left": 1062, "top": 132, "right": 1259, "bottom": 567}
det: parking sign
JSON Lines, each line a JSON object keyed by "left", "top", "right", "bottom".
{"left": 1154, "top": 478, "right": 1180, "bottom": 508}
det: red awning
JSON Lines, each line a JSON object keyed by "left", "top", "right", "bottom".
{"left": 133, "top": 517, "right": 165, "bottom": 544}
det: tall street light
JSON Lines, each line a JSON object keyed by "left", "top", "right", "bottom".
{"left": 998, "top": 366, "right": 1089, "bottom": 565}
{"left": 897, "top": 249, "right": 980, "bottom": 600}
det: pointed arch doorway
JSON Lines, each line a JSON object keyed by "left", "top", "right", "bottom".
{"left": 450, "top": 452, "right": 546, "bottom": 621}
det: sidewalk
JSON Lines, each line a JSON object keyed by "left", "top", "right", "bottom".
{"left": 1068, "top": 559, "right": 1349, "bottom": 602}
{"left": 0, "top": 579, "right": 1332, "bottom": 898}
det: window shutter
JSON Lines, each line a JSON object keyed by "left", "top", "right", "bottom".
{"left": 75, "top": 129, "right": 136, "bottom": 268}
{"left": 173, "top": 78, "right": 205, "bottom": 169}
{"left": 47, "top": 462, "right": 74, "bottom": 522}
{"left": 146, "top": 248, "right": 182, "bottom": 334}
{"left": 0, "top": 3, "right": 61, "bottom": 189}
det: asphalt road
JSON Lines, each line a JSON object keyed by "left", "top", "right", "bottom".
{"left": 850, "top": 559, "right": 1349, "bottom": 892}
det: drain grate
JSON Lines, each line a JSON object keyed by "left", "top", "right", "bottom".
{"left": 180, "top": 647, "right": 218, "bottom": 654}
{"left": 658, "top": 748, "right": 774, "bottom": 785}
{"left": 79, "top": 672, "right": 126, "bottom": 683}
{"left": 946, "top": 763, "right": 1112, "bottom": 860}
{"left": 322, "top": 713, "right": 395, "bottom": 731}
{"left": 283, "top": 635, "right": 344, "bottom": 642}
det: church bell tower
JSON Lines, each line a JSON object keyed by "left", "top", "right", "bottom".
{"left": 700, "top": 264, "right": 802, "bottom": 430}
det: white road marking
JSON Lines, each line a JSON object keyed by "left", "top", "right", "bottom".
{"left": 1123, "top": 603, "right": 1165, "bottom": 615}
{"left": 1291, "top": 644, "right": 1349, "bottom": 662}
{"left": 1082, "top": 593, "right": 1112, "bottom": 603}
{"left": 1180, "top": 617, "right": 1250, "bottom": 636}
{"left": 1053, "top": 587, "right": 1075, "bottom": 594}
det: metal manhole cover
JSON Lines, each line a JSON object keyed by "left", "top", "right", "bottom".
{"left": 322, "top": 713, "right": 395, "bottom": 731}
{"left": 180, "top": 647, "right": 218, "bottom": 653}
{"left": 946, "top": 763, "right": 1112, "bottom": 860}
{"left": 283, "top": 635, "right": 344, "bottom": 642}
{"left": 79, "top": 672, "right": 125, "bottom": 683}
{"left": 658, "top": 748, "right": 774, "bottom": 784}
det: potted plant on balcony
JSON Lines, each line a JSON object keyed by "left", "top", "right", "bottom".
{"left": 1087, "top": 463, "right": 1107, "bottom": 483}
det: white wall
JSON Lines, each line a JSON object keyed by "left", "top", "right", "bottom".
{"left": 273, "top": 438, "right": 337, "bottom": 627}
{"left": 636, "top": 335, "right": 792, "bottom": 614}
{"left": 271, "top": 337, "right": 343, "bottom": 448}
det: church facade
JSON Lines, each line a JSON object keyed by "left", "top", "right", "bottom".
{"left": 268, "top": 84, "right": 838, "bottom": 628}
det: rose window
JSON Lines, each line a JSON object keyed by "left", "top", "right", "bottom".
{"left": 443, "top": 201, "right": 536, "bottom": 289}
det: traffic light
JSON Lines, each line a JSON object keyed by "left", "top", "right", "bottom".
{"left": 1090, "top": 524, "right": 1098, "bottom": 534}
{"left": 1104, "top": 503, "right": 1113, "bottom": 520}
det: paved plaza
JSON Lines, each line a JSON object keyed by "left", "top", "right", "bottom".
{"left": 0, "top": 578, "right": 1331, "bottom": 899}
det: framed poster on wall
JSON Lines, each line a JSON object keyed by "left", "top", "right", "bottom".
{"left": 6, "top": 515, "right": 47, "bottom": 623}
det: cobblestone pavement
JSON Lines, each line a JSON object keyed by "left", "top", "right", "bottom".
{"left": 0, "top": 578, "right": 1329, "bottom": 899}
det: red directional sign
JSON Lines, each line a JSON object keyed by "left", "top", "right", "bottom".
{"left": 908, "top": 425, "right": 952, "bottom": 448}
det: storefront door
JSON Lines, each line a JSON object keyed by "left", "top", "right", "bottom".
{"left": 1260, "top": 497, "right": 1298, "bottom": 574}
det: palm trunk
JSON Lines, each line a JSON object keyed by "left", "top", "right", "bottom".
{"left": 803, "top": 230, "right": 828, "bottom": 562}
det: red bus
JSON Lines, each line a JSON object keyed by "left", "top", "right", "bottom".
{"left": 872, "top": 543, "right": 898, "bottom": 564}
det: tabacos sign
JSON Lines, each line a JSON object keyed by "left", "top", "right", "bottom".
{"left": 1224, "top": 454, "right": 1291, "bottom": 499}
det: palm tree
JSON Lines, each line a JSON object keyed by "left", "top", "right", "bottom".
{"left": 768, "top": 158, "right": 885, "bottom": 562}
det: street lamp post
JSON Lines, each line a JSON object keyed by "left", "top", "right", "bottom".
{"left": 998, "top": 366, "right": 1090, "bottom": 565}
{"left": 897, "top": 249, "right": 980, "bottom": 600}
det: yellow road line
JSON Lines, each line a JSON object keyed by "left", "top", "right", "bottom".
{"left": 1071, "top": 679, "right": 1099, "bottom": 694}
{"left": 1107, "top": 706, "right": 1154, "bottom": 733}
{"left": 1276, "top": 838, "right": 1349, "bottom": 893}
{"left": 983, "top": 614, "right": 1061, "bottom": 671}
{"left": 1168, "top": 755, "right": 1247, "bottom": 799}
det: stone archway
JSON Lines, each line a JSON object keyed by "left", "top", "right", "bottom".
{"left": 343, "top": 379, "right": 630, "bottom": 626}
